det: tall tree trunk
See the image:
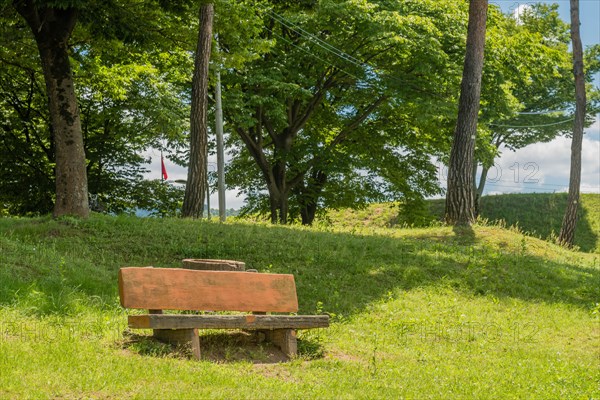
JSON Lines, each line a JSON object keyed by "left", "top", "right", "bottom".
{"left": 300, "top": 202, "right": 317, "bottom": 226}
{"left": 182, "top": 2, "right": 214, "bottom": 218}
{"left": 14, "top": 2, "right": 89, "bottom": 218}
{"left": 558, "top": 0, "right": 586, "bottom": 246}
{"left": 477, "top": 165, "right": 489, "bottom": 198}
{"left": 445, "top": 0, "right": 488, "bottom": 226}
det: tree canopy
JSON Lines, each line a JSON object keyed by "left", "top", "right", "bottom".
{"left": 1, "top": 0, "right": 593, "bottom": 221}
{"left": 223, "top": 0, "right": 467, "bottom": 224}
{"left": 1, "top": 0, "right": 191, "bottom": 215}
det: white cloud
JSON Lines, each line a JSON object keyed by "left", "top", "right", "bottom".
{"left": 587, "top": 117, "right": 600, "bottom": 140}
{"left": 494, "top": 134, "right": 600, "bottom": 194}
{"left": 435, "top": 118, "right": 600, "bottom": 196}
{"left": 513, "top": 3, "right": 532, "bottom": 25}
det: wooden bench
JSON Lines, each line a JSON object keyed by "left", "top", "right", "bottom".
{"left": 118, "top": 267, "right": 329, "bottom": 359}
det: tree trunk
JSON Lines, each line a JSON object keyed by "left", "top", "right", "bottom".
{"left": 269, "top": 190, "right": 280, "bottom": 224}
{"left": 14, "top": 2, "right": 89, "bottom": 218}
{"left": 182, "top": 2, "right": 214, "bottom": 218}
{"left": 477, "top": 165, "right": 489, "bottom": 198}
{"left": 267, "top": 166, "right": 289, "bottom": 224}
{"left": 445, "top": 0, "right": 488, "bottom": 226}
{"left": 299, "top": 169, "right": 327, "bottom": 225}
{"left": 279, "top": 195, "right": 289, "bottom": 224}
{"left": 300, "top": 202, "right": 317, "bottom": 226}
{"left": 273, "top": 159, "right": 288, "bottom": 224}
{"left": 558, "top": 0, "right": 586, "bottom": 246}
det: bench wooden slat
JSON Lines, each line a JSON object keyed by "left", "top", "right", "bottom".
{"left": 128, "top": 314, "right": 330, "bottom": 330}
{"left": 182, "top": 259, "right": 245, "bottom": 271}
{"left": 118, "top": 267, "right": 299, "bottom": 312}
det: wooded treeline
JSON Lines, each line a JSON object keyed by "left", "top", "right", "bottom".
{"left": 1, "top": 0, "right": 598, "bottom": 225}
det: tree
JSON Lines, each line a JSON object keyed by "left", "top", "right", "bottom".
{"left": 445, "top": 0, "right": 488, "bottom": 225}
{"left": 182, "top": 1, "right": 214, "bottom": 218}
{"left": 1, "top": 1, "right": 192, "bottom": 215}
{"left": 223, "top": 0, "right": 465, "bottom": 224}
{"left": 12, "top": 0, "right": 89, "bottom": 218}
{"left": 558, "top": 0, "right": 586, "bottom": 246}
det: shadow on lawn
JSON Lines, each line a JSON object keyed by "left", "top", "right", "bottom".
{"left": 2, "top": 217, "right": 599, "bottom": 321}
{"left": 189, "top": 222, "right": 599, "bottom": 317}
{"left": 429, "top": 194, "right": 599, "bottom": 253}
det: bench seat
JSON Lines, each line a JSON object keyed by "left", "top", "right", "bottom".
{"left": 129, "top": 314, "right": 330, "bottom": 330}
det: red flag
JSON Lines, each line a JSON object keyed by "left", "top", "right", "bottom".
{"left": 161, "top": 155, "right": 168, "bottom": 180}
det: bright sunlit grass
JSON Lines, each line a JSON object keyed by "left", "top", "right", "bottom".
{"left": 0, "top": 212, "right": 598, "bottom": 398}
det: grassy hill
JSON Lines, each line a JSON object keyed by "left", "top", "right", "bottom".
{"left": 326, "top": 193, "right": 600, "bottom": 253}
{"left": 0, "top": 214, "right": 598, "bottom": 398}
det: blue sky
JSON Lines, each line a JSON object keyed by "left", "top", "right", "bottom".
{"left": 149, "top": 1, "right": 600, "bottom": 208}
{"left": 494, "top": 1, "right": 599, "bottom": 48}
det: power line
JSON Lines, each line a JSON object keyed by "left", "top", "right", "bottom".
{"left": 488, "top": 117, "right": 574, "bottom": 128}
{"left": 262, "top": 25, "right": 379, "bottom": 91}
{"left": 264, "top": 18, "right": 386, "bottom": 91}
{"left": 265, "top": 9, "right": 436, "bottom": 95}
{"left": 267, "top": 10, "right": 368, "bottom": 70}
{"left": 517, "top": 110, "right": 569, "bottom": 115}
{"left": 266, "top": 10, "right": 591, "bottom": 133}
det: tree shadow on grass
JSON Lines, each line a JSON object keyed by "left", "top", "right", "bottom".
{"left": 2, "top": 216, "right": 598, "bottom": 323}
{"left": 189, "top": 222, "right": 599, "bottom": 318}
{"left": 452, "top": 224, "right": 476, "bottom": 246}
{"left": 426, "top": 194, "right": 599, "bottom": 252}
{"left": 478, "top": 193, "right": 597, "bottom": 252}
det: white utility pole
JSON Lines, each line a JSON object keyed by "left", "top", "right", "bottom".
{"left": 206, "top": 178, "right": 211, "bottom": 220}
{"left": 215, "top": 69, "right": 226, "bottom": 222}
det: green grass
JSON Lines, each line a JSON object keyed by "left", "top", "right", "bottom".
{"left": 326, "top": 193, "right": 600, "bottom": 253}
{"left": 479, "top": 193, "right": 599, "bottom": 253}
{"left": 0, "top": 214, "right": 599, "bottom": 398}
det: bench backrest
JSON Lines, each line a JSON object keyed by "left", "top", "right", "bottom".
{"left": 118, "top": 267, "right": 299, "bottom": 313}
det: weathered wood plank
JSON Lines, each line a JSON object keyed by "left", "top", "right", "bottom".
{"left": 153, "top": 328, "right": 201, "bottom": 360}
{"left": 128, "top": 314, "right": 329, "bottom": 330}
{"left": 119, "top": 267, "right": 298, "bottom": 312}
{"left": 266, "top": 329, "right": 297, "bottom": 356}
{"left": 182, "top": 259, "right": 246, "bottom": 271}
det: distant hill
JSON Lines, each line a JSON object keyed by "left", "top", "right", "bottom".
{"left": 135, "top": 207, "right": 240, "bottom": 218}
{"left": 324, "top": 193, "right": 600, "bottom": 253}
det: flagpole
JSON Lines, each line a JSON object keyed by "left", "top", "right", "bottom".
{"left": 160, "top": 150, "right": 164, "bottom": 182}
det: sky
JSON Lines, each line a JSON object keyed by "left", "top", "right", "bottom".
{"left": 147, "top": 1, "right": 600, "bottom": 209}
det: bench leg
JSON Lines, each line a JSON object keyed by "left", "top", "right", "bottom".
{"left": 153, "top": 328, "right": 201, "bottom": 360}
{"left": 266, "top": 329, "right": 297, "bottom": 357}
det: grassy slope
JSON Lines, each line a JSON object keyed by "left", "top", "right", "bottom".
{"left": 326, "top": 193, "right": 600, "bottom": 253}
{"left": 0, "top": 214, "right": 598, "bottom": 398}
